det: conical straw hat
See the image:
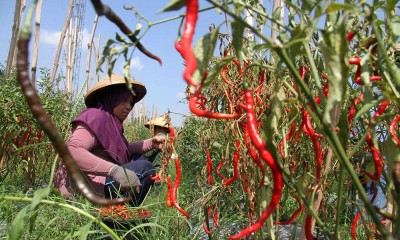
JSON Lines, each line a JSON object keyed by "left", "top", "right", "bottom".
{"left": 144, "top": 115, "right": 171, "bottom": 129}
{"left": 85, "top": 74, "right": 147, "bottom": 107}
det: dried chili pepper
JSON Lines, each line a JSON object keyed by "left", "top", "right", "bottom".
{"left": 206, "top": 149, "right": 214, "bottom": 185}
{"left": 223, "top": 141, "right": 241, "bottom": 188}
{"left": 229, "top": 84, "right": 283, "bottom": 240}
{"left": 189, "top": 72, "right": 241, "bottom": 119}
{"left": 174, "top": 0, "right": 199, "bottom": 86}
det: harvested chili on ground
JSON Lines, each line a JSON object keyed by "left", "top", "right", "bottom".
{"left": 97, "top": 205, "right": 151, "bottom": 220}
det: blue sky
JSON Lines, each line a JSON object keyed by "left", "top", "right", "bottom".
{"left": 0, "top": 1, "right": 228, "bottom": 127}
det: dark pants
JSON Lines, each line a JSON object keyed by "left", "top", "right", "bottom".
{"left": 104, "top": 159, "right": 156, "bottom": 206}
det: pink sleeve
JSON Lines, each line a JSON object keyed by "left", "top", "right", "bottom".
{"left": 67, "top": 124, "right": 115, "bottom": 176}
{"left": 128, "top": 139, "right": 153, "bottom": 154}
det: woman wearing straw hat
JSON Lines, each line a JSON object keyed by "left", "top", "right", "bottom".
{"left": 142, "top": 114, "right": 171, "bottom": 168}
{"left": 54, "top": 74, "right": 165, "bottom": 206}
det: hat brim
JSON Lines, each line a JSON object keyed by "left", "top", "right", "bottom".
{"left": 144, "top": 116, "right": 171, "bottom": 129}
{"left": 85, "top": 74, "right": 147, "bottom": 107}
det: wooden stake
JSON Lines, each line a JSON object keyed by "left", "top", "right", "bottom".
{"left": 50, "top": 0, "right": 74, "bottom": 86}
{"left": 31, "top": 0, "right": 42, "bottom": 85}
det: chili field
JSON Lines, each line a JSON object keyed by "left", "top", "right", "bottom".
{"left": 1, "top": 0, "right": 400, "bottom": 239}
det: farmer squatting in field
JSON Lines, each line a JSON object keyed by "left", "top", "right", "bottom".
{"left": 54, "top": 74, "right": 166, "bottom": 206}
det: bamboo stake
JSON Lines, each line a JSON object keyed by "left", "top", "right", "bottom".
{"left": 70, "top": 17, "right": 78, "bottom": 95}
{"left": 50, "top": 0, "right": 74, "bottom": 86}
{"left": 5, "top": 0, "right": 24, "bottom": 78}
{"left": 31, "top": 0, "right": 42, "bottom": 85}
{"left": 84, "top": 15, "right": 99, "bottom": 95}
{"left": 95, "top": 32, "right": 101, "bottom": 81}
{"left": 66, "top": 23, "right": 72, "bottom": 93}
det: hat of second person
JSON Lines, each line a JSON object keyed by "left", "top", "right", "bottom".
{"left": 85, "top": 74, "right": 147, "bottom": 107}
{"left": 144, "top": 115, "right": 171, "bottom": 129}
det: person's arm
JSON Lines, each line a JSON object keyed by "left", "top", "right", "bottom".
{"left": 128, "top": 135, "right": 166, "bottom": 154}
{"left": 67, "top": 124, "right": 115, "bottom": 176}
{"left": 128, "top": 139, "right": 153, "bottom": 154}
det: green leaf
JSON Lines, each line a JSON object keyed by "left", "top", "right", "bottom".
{"left": 326, "top": 3, "right": 356, "bottom": 13}
{"left": 193, "top": 24, "right": 220, "bottom": 75}
{"left": 133, "top": 22, "right": 142, "bottom": 37}
{"left": 265, "top": 85, "right": 286, "bottom": 135}
{"left": 78, "top": 222, "right": 92, "bottom": 240}
{"left": 30, "top": 188, "right": 49, "bottom": 210}
{"left": 158, "top": 0, "right": 185, "bottom": 12}
{"left": 231, "top": 20, "right": 245, "bottom": 61}
{"left": 272, "top": 6, "right": 282, "bottom": 21}
{"left": 354, "top": 100, "right": 378, "bottom": 121}
{"left": 202, "top": 56, "right": 234, "bottom": 90}
{"left": 9, "top": 206, "right": 29, "bottom": 240}
{"left": 320, "top": 20, "right": 348, "bottom": 125}
{"left": 391, "top": 20, "right": 400, "bottom": 36}
{"left": 28, "top": 210, "right": 38, "bottom": 234}
{"left": 116, "top": 33, "right": 127, "bottom": 43}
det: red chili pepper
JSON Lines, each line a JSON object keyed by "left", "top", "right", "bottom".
{"left": 206, "top": 150, "right": 214, "bottom": 185}
{"left": 275, "top": 195, "right": 303, "bottom": 225}
{"left": 150, "top": 174, "right": 160, "bottom": 183}
{"left": 229, "top": 86, "right": 283, "bottom": 240}
{"left": 372, "top": 100, "right": 390, "bottom": 119}
{"left": 189, "top": 72, "right": 241, "bottom": 119}
{"left": 203, "top": 221, "right": 214, "bottom": 234}
{"left": 365, "top": 133, "right": 383, "bottom": 181}
{"left": 279, "top": 121, "right": 296, "bottom": 158}
{"left": 347, "top": 31, "right": 355, "bottom": 42}
{"left": 303, "top": 110, "right": 323, "bottom": 180}
{"left": 351, "top": 212, "right": 361, "bottom": 240}
{"left": 304, "top": 215, "right": 314, "bottom": 240}
{"left": 174, "top": 0, "right": 199, "bottom": 87}
{"left": 223, "top": 141, "right": 241, "bottom": 187}
{"left": 221, "top": 58, "right": 241, "bottom": 87}
{"left": 248, "top": 144, "right": 265, "bottom": 188}
{"left": 166, "top": 177, "right": 173, "bottom": 207}
{"left": 349, "top": 57, "right": 361, "bottom": 65}
{"left": 213, "top": 206, "right": 221, "bottom": 228}
{"left": 171, "top": 157, "right": 190, "bottom": 219}
{"left": 203, "top": 206, "right": 215, "bottom": 234}
{"left": 389, "top": 115, "right": 400, "bottom": 148}
{"left": 216, "top": 157, "right": 227, "bottom": 181}
{"left": 241, "top": 170, "right": 250, "bottom": 193}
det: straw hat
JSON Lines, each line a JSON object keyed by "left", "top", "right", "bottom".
{"left": 84, "top": 74, "right": 147, "bottom": 107}
{"left": 144, "top": 115, "right": 171, "bottom": 129}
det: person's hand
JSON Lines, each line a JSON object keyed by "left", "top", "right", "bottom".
{"left": 151, "top": 135, "right": 166, "bottom": 150}
{"left": 108, "top": 165, "right": 141, "bottom": 193}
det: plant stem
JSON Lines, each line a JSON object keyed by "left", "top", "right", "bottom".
{"left": 1, "top": 196, "right": 121, "bottom": 240}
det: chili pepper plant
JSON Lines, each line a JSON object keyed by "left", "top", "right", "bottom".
{"left": 160, "top": 0, "right": 400, "bottom": 239}
{"left": 3, "top": 0, "right": 400, "bottom": 239}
